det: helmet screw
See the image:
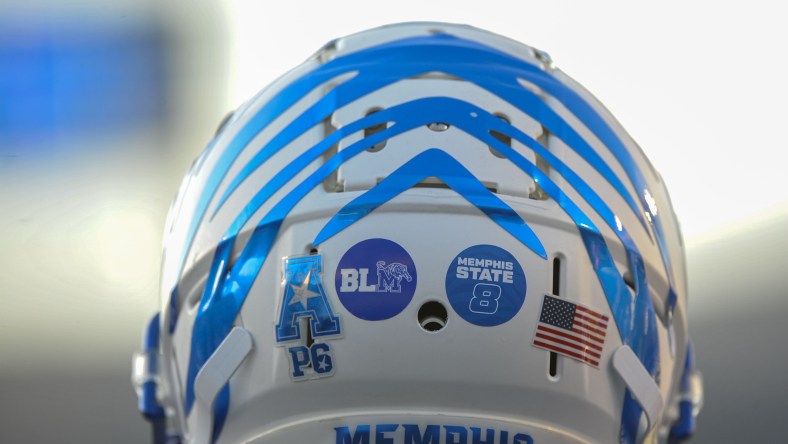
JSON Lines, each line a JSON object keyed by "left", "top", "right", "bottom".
{"left": 427, "top": 122, "right": 450, "bottom": 132}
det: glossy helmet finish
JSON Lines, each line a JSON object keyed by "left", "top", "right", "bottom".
{"left": 133, "top": 22, "right": 702, "bottom": 444}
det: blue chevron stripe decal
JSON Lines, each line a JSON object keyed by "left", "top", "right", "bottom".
{"left": 175, "top": 33, "right": 676, "bottom": 299}
{"left": 313, "top": 148, "right": 546, "bottom": 259}
{"left": 176, "top": 34, "right": 673, "bottom": 444}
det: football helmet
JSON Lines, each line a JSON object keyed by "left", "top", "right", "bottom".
{"left": 133, "top": 22, "right": 703, "bottom": 444}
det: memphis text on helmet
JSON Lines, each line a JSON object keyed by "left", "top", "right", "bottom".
{"left": 335, "top": 423, "right": 534, "bottom": 444}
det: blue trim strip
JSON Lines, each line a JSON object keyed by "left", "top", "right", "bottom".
{"left": 143, "top": 313, "right": 162, "bottom": 353}
{"left": 313, "top": 148, "right": 546, "bottom": 259}
{"left": 212, "top": 386, "right": 230, "bottom": 444}
{"left": 669, "top": 342, "right": 697, "bottom": 441}
{"left": 138, "top": 313, "right": 167, "bottom": 444}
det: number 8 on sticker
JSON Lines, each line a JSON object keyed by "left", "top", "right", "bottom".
{"left": 469, "top": 283, "right": 501, "bottom": 314}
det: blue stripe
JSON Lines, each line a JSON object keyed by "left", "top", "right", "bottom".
{"left": 669, "top": 341, "right": 697, "bottom": 440}
{"left": 206, "top": 32, "right": 676, "bottom": 314}
{"left": 174, "top": 33, "right": 451, "bottom": 283}
{"left": 178, "top": 34, "right": 670, "bottom": 442}
{"left": 212, "top": 386, "right": 229, "bottom": 444}
{"left": 222, "top": 108, "right": 394, "bottom": 238}
{"left": 210, "top": 35, "right": 648, "bottom": 235}
{"left": 313, "top": 148, "right": 546, "bottom": 259}
{"left": 471, "top": 117, "right": 658, "bottom": 444}
{"left": 177, "top": 33, "right": 667, "bottom": 290}
{"left": 139, "top": 314, "right": 167, "bottom": 443}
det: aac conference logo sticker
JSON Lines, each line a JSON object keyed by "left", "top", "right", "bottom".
{"left": 335, "top": 238, "right": 417, "bottom": 321}
{"left": 445, "top": 244, "right": 526, "bottom": 327}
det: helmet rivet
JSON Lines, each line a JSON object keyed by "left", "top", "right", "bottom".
{"left": 427, "top": 122, "right": 450, "bottom": 132}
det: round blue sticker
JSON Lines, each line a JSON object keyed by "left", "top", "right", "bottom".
{"left": 445, "top": 244, "right": 526, "bottom": 327}
{"left": 335, "top": 238, "right": 417, "bottom": 321}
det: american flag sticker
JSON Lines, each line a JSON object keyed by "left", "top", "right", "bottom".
{"left": 532, "top": 294, "right": 609, "bottom": 368}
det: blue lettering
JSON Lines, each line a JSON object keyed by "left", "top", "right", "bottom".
{"left": 287, "top": 343, "right": 335, "bottom": 380}
{"left": 445, "top": 425, "right": 468, "bottom": 444}
{"left": 335, "top": 425, "right": 371, "bottom": 444}
{"left": 403, "top": 424, "right": 440, "bottom": 444}
{"left": 377, "top": 270, "right": 401, "bottom": 292}
{"left": 470, "top": 427, "right": 494, "bottom": 444}
{"left": 333, "top": 423, "right": 534, "bottom": 444}
{"left": 287, "top": 346, "right": 310, "bottom": 378}
{"left": 376, "top": 424, "right": 398, "bottom": 444}
{"left": 310, "top": 343, "right": 334, "bottom": 375}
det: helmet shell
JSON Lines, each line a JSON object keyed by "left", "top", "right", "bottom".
{"left": 152, "top": 22, "right": 695, "bottom": 444}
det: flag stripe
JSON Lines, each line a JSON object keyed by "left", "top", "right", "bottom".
{"left": 534, "top": 332, "right": 602, "bottom": 359}
{"left": 576, "top": 304, "right": 609, "bottom": 321}
{"left": 533, "top": 340, "right": 599, "bottom": 367}
{"left": 533, "top": 295, "right": 608, "bottom": 369}
{"left": 573, "top": 319, "right": 606, "bottom": 337}
{"left": 575, "top": 312, "right": 608, "bottom": 328}
{"left": 537, "top": 325, "right": 603, "bottom": 351}
{"left": 571, "top": 327, "right": 605, "bottom": 344}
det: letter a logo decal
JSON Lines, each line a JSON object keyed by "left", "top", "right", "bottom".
{"left": 275, "top": 255, "right": 341, "bottom": 343}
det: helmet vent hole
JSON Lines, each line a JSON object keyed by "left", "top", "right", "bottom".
{"left": 418, "top": 301, "right": 448, "bottom": 333}
{"left": 304, "top": 318, "right": 315, "bottom": 349}
{"left": 529, "top": 125, "right": 551, "bottom": 200}
{"left": 364, "top": 108, "right": 388, "bottom": 152}
{"left": 549, "top": 256, "right": 563, "bottom": 380}
{"left": 488, "top": 113, "right": 511, "bottom": 158}
{"left": 549, "top": 352, "right": 559, "bottom": 379}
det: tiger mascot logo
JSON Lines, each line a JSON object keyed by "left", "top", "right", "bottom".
{"left": 375, "top": 261, "right": 413, "bottom": 293}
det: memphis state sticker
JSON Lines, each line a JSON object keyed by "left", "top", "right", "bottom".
{"left": 445, "top": 244, "right": 526, "bottom": 327}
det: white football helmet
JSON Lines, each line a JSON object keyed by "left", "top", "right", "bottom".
{"left": 133, "top": 22, "right": 702, "bottom": 444}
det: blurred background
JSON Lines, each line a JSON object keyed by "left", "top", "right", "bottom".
{"left": 1, "top": 0, "right": 786, "bottom": 442}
